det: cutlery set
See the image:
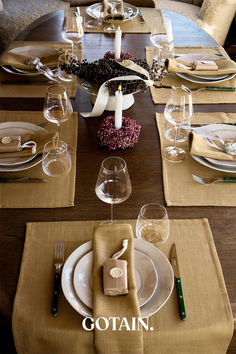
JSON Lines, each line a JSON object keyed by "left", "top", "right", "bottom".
{"left": 52, "top": 242, "right": 64, "bottom": 317}
{"left": 192, "top": 174, "right": 236, "bottom": 185}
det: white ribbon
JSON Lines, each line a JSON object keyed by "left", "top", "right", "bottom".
{"left": 80, "top": 60, "right": 154, "bottom": 118}
{"left": 112, "top": 239, "right": 129, "bottom": 259}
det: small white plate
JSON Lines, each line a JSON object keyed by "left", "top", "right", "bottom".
{"left": 73, "top": 249, "right": 158, "bottom": 309}
{"left": 0, "top": 122, "right": 47, "bottom": 170}
{"left": 62, "top": 239, "right": 174, "bottom": 318}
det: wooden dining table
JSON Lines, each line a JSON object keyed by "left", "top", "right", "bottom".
{"left": 0, "top": 8, "right": 235, "bottom": 353}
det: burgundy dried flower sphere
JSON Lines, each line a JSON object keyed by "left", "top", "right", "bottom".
{"left": 97, "top": 116, "right": 141, "bottom": 150}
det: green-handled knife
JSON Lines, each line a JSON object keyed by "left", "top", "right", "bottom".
{"left": 170, "top": 243, "right": 186, "bottom": 321}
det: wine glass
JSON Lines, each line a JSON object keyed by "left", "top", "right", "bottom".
{"left": 104, "top": 1, "right": 118, "bottom": 32}
{"left": 95, "top": 157, "right": 132, "bottom": 224}
{"left": 150, "top": 16, "right": 174, "bottom": 72}
{"left": 61, "top": 9, "right": 84, "bottom": 56}
{"left": 57, "top": 52, "right": 77, "bottom": 82}
{"left": 42, "top": 140, "right": 71, "bottom": 177}
{"left": 136, "top": 203, "right": 169, "bottom": 246}
{"left": 43, "top": 85, "right": 73, "bottom": 140}
{"left": 162, "top": 85, "right": 193, "bottom": 162}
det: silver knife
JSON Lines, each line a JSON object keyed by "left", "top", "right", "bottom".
{"left": 138, "top": 9, "right": 145, "bottom": 24}
{"left": 0, "top": 177, "right": 48, "bottom": 183}
{"left": 1, "top": 80, "right": 55, "bottom": 85}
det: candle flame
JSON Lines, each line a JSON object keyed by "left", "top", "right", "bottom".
{"left": 118, "top": 26, "right": 121, "bottom": 30}
{"left": 118, "top": 85, "right": 122, "bottom": 92}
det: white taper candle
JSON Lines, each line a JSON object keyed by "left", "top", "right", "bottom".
{"left": 114, "top": 26, "right": 122, "bottom": 60}
{"left": 115, "top": 85, "right": 122, "bottom": 129}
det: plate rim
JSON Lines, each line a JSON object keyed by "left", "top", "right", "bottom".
{"left": 62, "top": 238, "right": 174, "bottom": 318}
{"left": 73, "top": 248, "right": 158, "bottom": 309}
{"left": 176, "top": 72, "right": 235, "bottom": 84}
{"left": 86, "top": 1, "right": 138, "bottom": 22}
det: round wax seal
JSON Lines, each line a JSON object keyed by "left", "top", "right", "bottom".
{"left": 109, "top": 267, "right": 123, "bottom": 278}
{"left": 1, "top": 137, "right": 11, "bottom": 144}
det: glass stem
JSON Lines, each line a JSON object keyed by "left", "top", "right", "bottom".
{"left": 71, "top": 42, "right": 74, "bottom": 57}
{"left": 111, "top": 204, "right": 114, "bottom": 223}
{"left": 57, "top": 123, "right": 61, "bottom": 146}
{"left": 174, "top": 124, "right": 179, "bottom": 149}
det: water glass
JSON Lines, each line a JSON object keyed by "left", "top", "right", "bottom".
{"left": 57, "top": 52, "right": 77, "bottom": 82}
{"left": 136, "top": 203, "right": 169, "bottom": 246}
{"left": 164, "top": 116, "right": 191, "bottom": 143}
{"left": 42, "top": 140, "right": 71, "bottom": 177}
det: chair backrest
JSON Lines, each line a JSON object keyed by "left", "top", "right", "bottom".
{"left": 198, "top": 0, "right": 236, "bottom": 45}
{"left": 175, "top": 0, "right": 203, "bottom": 5}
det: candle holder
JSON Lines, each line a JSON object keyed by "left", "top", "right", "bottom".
{"left": 97, "top": 116, "right": 141, "bottom": 150}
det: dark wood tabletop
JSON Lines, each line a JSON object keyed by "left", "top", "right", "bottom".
{"left": 0, "top": 9, "right": 235, "bottom": 353}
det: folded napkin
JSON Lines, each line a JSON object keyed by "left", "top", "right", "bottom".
{"left": 70, "top": 0, "right": 155, "bottom": 6}
{"left": 0, "top": 131, "right": 57, "bottom": 157}
{"left": 166, "top": 58, "right": 236, "bottom": 76}
{"left": 92, "top": 224, "right": 143, "bottom": 354}
{"left": 0, "top": 48, "right": 63, "bottom": 70}
{"left": 103, "top": 0, "right": 125, "bottom": 21}
{"left": 189, "top": 131, "right": 236, "bottom": 161}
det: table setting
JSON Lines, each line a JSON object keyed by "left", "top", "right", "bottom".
{"left": 0, "top": 4, "right": 236, "bottom": 353}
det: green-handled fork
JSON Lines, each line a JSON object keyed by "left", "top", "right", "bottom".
{"left": 52, "top": 242, "right": 64, "bottom": 317}
{"left": 192, "top": 174, "right": 236, "bottom": 185}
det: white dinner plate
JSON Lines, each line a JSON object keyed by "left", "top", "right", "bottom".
{"left": 194, "top": 124, "right": 236, "bottom": 168}
{"left": 176, "top": 72, "right": 235, "bottom": 84}
{"left": 0, "top": 122, "right": 47, "bottom": 171}
{"left": 192, "top": 154, "right": 236, "bottom": 173}
{"left": 62, "top": 239, "right": 174, "bottom": 318}
{"left": 73, "top": 249, "right": 158, "bottom": 309}
{"left": 86, "top": 2, "right": 138, "bottom": 22}
{"left": 2, "top": 45, "right": 59, "bottom": 76}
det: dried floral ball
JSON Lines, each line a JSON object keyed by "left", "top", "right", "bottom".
{"left": 104, "top": 51, "right": 136, "bottom": 62}
{"left": 97, "top": 116, "right": 141, "bottom": 150}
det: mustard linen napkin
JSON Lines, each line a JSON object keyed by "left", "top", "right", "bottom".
{"left": 166, "top": 58, "right": 236, "bottom": 76}
{"left": 103, "top": 0, "right": 125, "bottom": 21}
{"left": 0, "top": 131, "right": 57, "bottom": 157}
{"left": 92, "top": 224, "right": 143, "bottom": 354}
{"left": 0, "top": 49, "right": 63, "bottom": 70}
{"left": 156, "top": 112, "right": 236, "bottom": 206}
{"left": 12, "top": 219, "right": 233, "bottom": 354}
{"left": 189, "top": 131, "right": 236, "bottom": 161}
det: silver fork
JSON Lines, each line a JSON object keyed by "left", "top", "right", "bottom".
{"left": 52, "top": 242, "right": 64, "bottom": 317}
{"left": 192, "top": 174, "right": 236, "bottom": 184}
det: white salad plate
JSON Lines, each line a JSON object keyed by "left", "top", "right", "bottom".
{"left": 0, "top": 122, "right": 46, "bottom": 171}
{"left": 62, "top": 239, "right": 174, "bottom": 318}
{"left": 2, "top": 45, "right": 59, "bottom": 76}
{"left": 175, "top": 53, "right": 235, "bottom": 83}
{"left": 86, "top": 2, "right": 138, "bottom": 22}
{"left": 194, "top": 124, "right": 236, "bottom": 169}
{"left": 73, "top": 249, "right": 158, "bottom": 309}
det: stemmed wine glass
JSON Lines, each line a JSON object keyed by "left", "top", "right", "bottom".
{"left": 150, "top": 16, "right": 174, "bottom": 73}
{"left": 61, "top": 9, "right": 84, "bottom": 56}
{"left": 95, "top": 157, "right": 132, "bottom": 224}
{"left": 162, "top": 85, "right": 193, "bottom": 162}
{"left": 136, "top": 203, "right": 170, "bottom": 246}
{"left": 43, "top": 85, "right": 73, "bottom": 141}
{"left": 104, "top": 1, "right": 118, "bottom": 32}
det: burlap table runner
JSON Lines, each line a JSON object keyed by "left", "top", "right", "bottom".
{"left": 80, "top": 7, "right": 162, "bottom": 33}
{"left": 156, "top": 112, "right": 236, "bottom": 206}
{"left": 0, "top": 41, "right": 82, "bottom": 98}
{"left": 93, "top": 224, "right": 143, "bottom": 354}
{"left": 146, "top": 46, "right": 236, "bottom": 104}
{"left": 12, "top": 219, "right": 233, "bottom": 354}
{"left": 0, "top": 110, "right": 77, "bottom": 208}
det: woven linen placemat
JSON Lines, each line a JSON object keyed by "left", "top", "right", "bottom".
{"left": 80, "top": 7, "right": 161, "bottom": 33}
{"left": 0, "top": 111, "right": 77, "bottom": 208}
{"left": 0, "top": 41, "right": 82, "bottom": 98}
{"left": 12, "top": 219, "right": 233, "bottom": 354}
{"left": 146, "top": 46, "right": 236, "bottom": 104}
{"left": 156, "top": 112, "right": 236, "bottom": 206}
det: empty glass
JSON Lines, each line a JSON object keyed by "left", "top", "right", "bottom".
{"left": 164, "top": 115, "right": 191, "bottom": 143}
{"left": 61, "top": 9, "right": 84, "bottom": 56}
{"left": 136, "top": 203, "right": 169, "bottom": 246}
{"left": 57, "top": 52, "right": 77, "bottom": 82}
{"left": 42, "top": 140, "right": 72, "bottom": 177}
{"left": 95, "top": 157, "right": 132, "bottom": 224}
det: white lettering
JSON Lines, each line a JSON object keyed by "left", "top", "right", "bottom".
{"left": 137, "top": 317, "right": 149, "bottom": 331}
{"left": 118, "top": 317, "right": 130, "bottom": 331}
{"left": 95, "top": 317, "right": 109, "bottom": 331}
{"left": 109, "top": 317, "right": 120, "bottom": 330}
{"left": 82, "top": 317, "right": 94, "bottom": 331}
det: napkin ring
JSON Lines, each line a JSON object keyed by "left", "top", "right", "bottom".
{"left": 0, "top": 136, "right": 37, "bottom": 154}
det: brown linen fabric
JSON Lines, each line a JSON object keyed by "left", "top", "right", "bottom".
{"left": 103, "top": 0, "right": 125, "bottom": 21}
{"left": 146, "top": 46, "right": 236, "bottom": 104}
{"left": 0, "top": 41, "right": 82, "bottom": 98}
{"left": 0, "top": 110, "right": 77, "bottom": 208}
{"left": 189, "top": 131, "right": 236, "bottom": 161}
{"left": 12, "top": 219, "right": 233, "bottom": 354}
{"left": 70, "top": 0, "right": 155, "bottom": 7}
{"left": 156, "top": 112, "right": 236, "bottom": 206}
{"left": 177, "top": 0, "right": 203, "bottom": 5}
{"left": 92, "top": 224, "right": 143, "bottom": 354}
